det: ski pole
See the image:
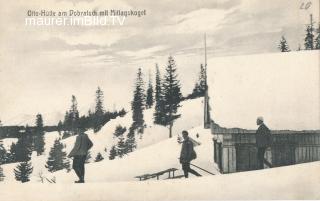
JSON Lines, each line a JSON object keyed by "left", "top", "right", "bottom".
{"left": 190, "top": 163, "right": 215, "bottom": 175}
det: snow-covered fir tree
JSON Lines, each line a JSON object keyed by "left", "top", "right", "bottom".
{"left": 315, "top": 23, "right": 320, "bottom": 50}
{"left": 278, "top": 36, "right": 290, "bottom": 52}
{"left": 93, "top": 87, "right": 105, "bottom": 132}
{"left": 305, "top": 25, "right": 314, "bottom": 50}
{"left": 109, "top": 145, "right": 117, "bottom": 160}
{"left": 95, "top": 152, "right": 104, "bottom": 162}
{"left": 116, "top": 135, "right": 127, "bottom": 158}
{"left": 34, "top": 114, "right": 45, "bottom": 155}
{"left": 146, "top": 72, "right": 154, "bottom": 109}
{"left": 0, "top": 166, "right": 4, "bottom": 182}
{"left": 191, "top": 64, "right": 207, "bottom": 98}
{"left": 113, "top": 125, "right": 127, "bottom": 138}
{"left": 14, "top": 161, "right": 33, "bottom": 183}
{"left": 14, "top": 135, "right": 32, "bottom": 162}
{"left": 154, "top": 64, "right": 165, "bottom": 125}
{"left": 0, "top": 141, "right": 7, "bottom": 164}
{"left": 46, "top": 139, "right": 70, "bottom": 172}
{"left": 125, "top": 126, "right": 137, "bottom": 153}
{"left": 64, "top": 95, "right": 80, "bottom": 134}
{"left": 131, "top": 68, "right": 145, "bottom": 134}
{"left": 162, "top": 56, "right": 182, "bottom": 138}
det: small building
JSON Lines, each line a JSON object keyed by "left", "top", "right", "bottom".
{"left": 205, "top": 51, "right": 320, "bottom": 173}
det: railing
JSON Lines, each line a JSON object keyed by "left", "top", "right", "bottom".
{"left": 212, "top": 128, "right": 320, "bottom": 173}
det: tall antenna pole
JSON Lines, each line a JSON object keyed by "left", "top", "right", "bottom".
{"left": 204, "top": 33, "right": 210, "bottom": 129}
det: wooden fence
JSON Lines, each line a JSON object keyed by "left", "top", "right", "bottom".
{"left": 212, "top": 127, "right": 320, "bottom": 173}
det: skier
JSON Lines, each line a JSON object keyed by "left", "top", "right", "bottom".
{"left": 179, "top": 130, "right": 201, "bottom": 178}
{"left": 255, "top": 117, "right": 272, "bottom": 169}
{"left": 68, "top": 130, "right": 93, "bottom": 183}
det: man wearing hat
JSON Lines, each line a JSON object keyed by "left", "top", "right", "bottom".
{"left": 68, "top": 130, "right": 93, "bottom": 183}
{"left": 255, "top": 117, "right": 272, "bottom": 169}
{"left": 180, "top": 130, "right": 201, "bottom": 178}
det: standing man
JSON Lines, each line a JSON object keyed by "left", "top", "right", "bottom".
{"left": 68, "top": 130, "right": 93, "bottom": 183}
{"left": 180, "top": 130, "right": 201, "bottom": 178}
{"left": 255, "top": 117, "right": 272, "bottom": 169}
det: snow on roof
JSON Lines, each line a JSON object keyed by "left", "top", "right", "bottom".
{"left": 207, "top": 51, "right": 320, "bottom": 130}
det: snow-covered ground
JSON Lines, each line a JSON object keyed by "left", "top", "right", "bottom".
{"left": 1, "top": 161, "right": 320, "bottom": 200}
{"left": 1, "top": 98, "right": 208, "bottom": 183}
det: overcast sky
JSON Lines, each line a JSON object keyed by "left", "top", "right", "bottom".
{"left": 0, "top": 0, "right": 319, "bottom": 125}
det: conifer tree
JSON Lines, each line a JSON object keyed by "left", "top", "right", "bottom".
{"left": 34, "top": 114, "right": 45, "bottom": 155}
{"left": 15, "top": 135, "right": 32, "bottom": 162}
{"left": 109, "top": 145, "right": 117, "bottom": 160}
{"left": 154, "top": 64, "right": 165, "bottom": 125}
{"left": 191, "top": 64, "right": 207, "bottom": 98}
{"left": 162, "top": 56, "right": 182, "bottom": 138}
{"left": 305, "top": 22, "right": 314, "bottom": 50}
{"left": 45, "top": 139, "right": 70, "bottom": 172}
{"left": 0, "top": 166, "right": 4, "bottom": 182}
{"left": 315, "top": 23, "right": 320, "bottom": 50}
{"left": 14, "top": 161, "right": 33, "bottom": 183}
{"left": 95, "top": 152, "right": 104, "bottom": 162}
{"left": 113, "top": 125, "right": 127, "bottom": 138}
{"left": 146, "top": 72, "right": 154, "bottom": 109}
{"left": 278, "top": 36, "right": 290, "bottom": 52}
{"left": 93, "top": 87, "right": 105, "bottom": 132}
{"left": 116, "top": 135, "right": 127, "bottom": 158}
{"left": 0, "top": 141, "right": 7, "bottom": 164}
{"left": 70, "top": 95, "right": 80, "bottom": 134}
{"left": 125, "top": 126, "right": 137, "bottom": 153}
{"left": 131, "top": 68, "right": 145, "bottom": 134}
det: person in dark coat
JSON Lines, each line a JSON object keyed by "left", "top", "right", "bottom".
{"left": 255, "top": 117, "right": 272, "bottom": 169}
{"left": 68, "top": 131, "right": 93, "bottom": 183}
{"left": 180, "top": 130, "right": 201, "bottom": 178}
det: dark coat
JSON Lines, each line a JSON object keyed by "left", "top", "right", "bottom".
{"left": 68, "top": 133, "right": 93, "bottom": 157}
{"left": 256, "top": 123, "right": 272, "bottom": 148}
{"left": 180, "top": 138, "right": 194, "bottom": 163}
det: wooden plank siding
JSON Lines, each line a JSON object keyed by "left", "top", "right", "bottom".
{"left": 212, "top": 127, "right": 320, "bottom": 173}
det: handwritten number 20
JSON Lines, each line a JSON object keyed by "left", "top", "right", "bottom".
{"left": 300, "top": 2, "right": 312, "bottom": 10}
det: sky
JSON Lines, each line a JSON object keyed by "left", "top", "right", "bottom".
{"left": 0, "top": 0, "right": 319, "bottom": 125}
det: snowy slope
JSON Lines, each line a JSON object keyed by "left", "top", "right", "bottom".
{"left": 46, "top": 126, "right": 219, "bottom": 183}
{"left": 1, "top": 162, "right": 320, "bottom": 200}
{"left": 207, "top": 50, "right": 320, "bottom": 130}
{"left": 1, "top": 98, "right": 207, "bottom": 183}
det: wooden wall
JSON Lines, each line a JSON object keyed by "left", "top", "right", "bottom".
{"left": 212, "top": 128, "right": 320, "bottom": 173}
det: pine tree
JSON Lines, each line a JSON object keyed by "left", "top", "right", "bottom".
{"left": 95, "top": 152, "right": 104, "bottom": 162}
{"left": 125, "top": 126, "right": 137, "bottom": 153}
{"left": 34, "top": 114, "right": 45, "bottom": 155}
{"left": 116, "top": 135, "right": 127, "bottom": 158}
{"left": 146, "top": 72, "right": 154, "bottom": 109}
{"left": 113, "top": 125, "right": 127, "bottom": 138}
{"left": 14, "top": 161, "right": 33, "bottom": 183}
{"left": 305, "top": 15, "right": 315, "bottom": 50}
{"left": 0, "top": 140, "right": 7, "bottom": 164}
{"left": 70, "top": 95, "right": 80, "bottom": 134}
{"left": 154, "top": 64, "right": 165, "bottom": 125}
{"left": 315, "top": 23, "right": 320, "bottom": 50}
{"left": 57, "top": 120, "right": 63, "bottom": 135}
{"left": 15, "top": 135, "right": 32, "bottom": 162}
{"left": 162, "top": 56, "right": 182, "bottom": 138}
{"left": 278, "top": 36, "right": 290, "bottom": 52}
{"left": 93, "top": 87, "right": 105, "bottom": 132}
{"left": 191, "top": 64, "right": 206, "bottom": 98}
{"left": 0, "top": 166, "right": 4, "bottom": 182}
{"left": 131, "top": 68, "right": 145, "bottom": 134}
{"left": 109, "top": 145, "right": 117, "bottom": 160}
{"left": 46, "top": 139, "right": 70, "bottom": 172}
